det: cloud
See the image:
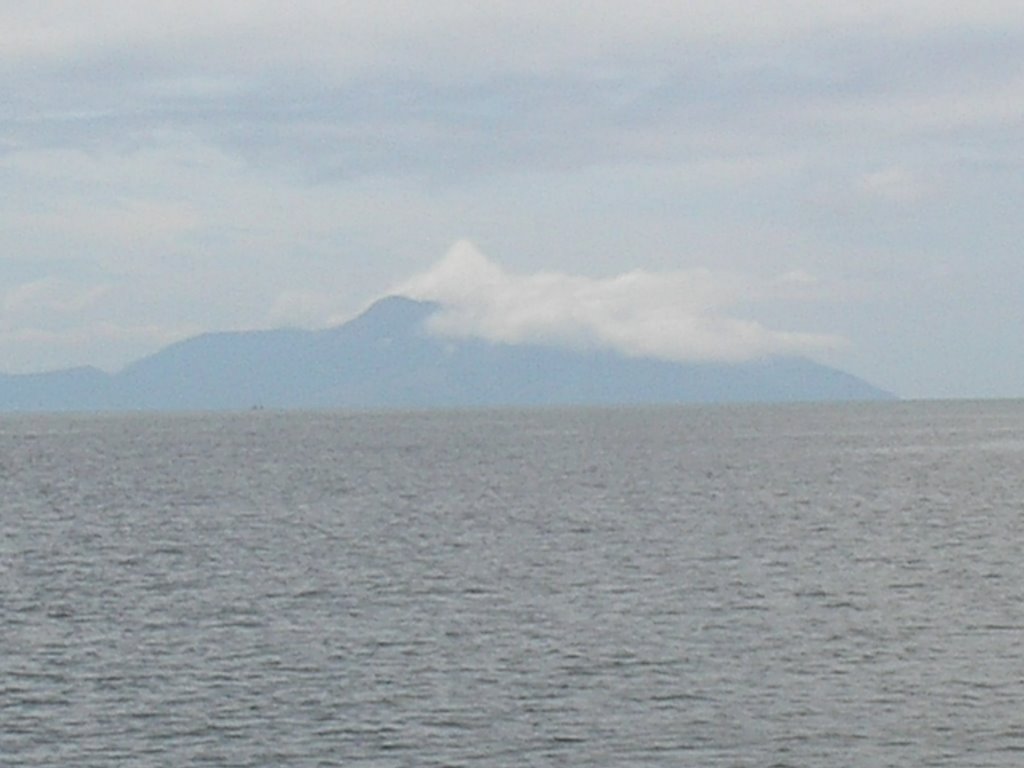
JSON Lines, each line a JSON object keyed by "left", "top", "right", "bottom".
{"left": 6, "top": 2, "right": 1024, "bottom": 179}
{"left": 0, "top": 321, "right": 197, "bottom": 374}
{"left": 2, "top": 279, "right": 110, "bottom": 325}
{"left": 4, "top": 3, "right": 1023, "bottom": 74}
{"left": 856, "top": 166, "right": 929, "bottom": 204}
{"left": 395, "top": 240, "right": 841, "bottom": 363}
{"left": 267, "top": 289, "right": 349, "bottom": 328}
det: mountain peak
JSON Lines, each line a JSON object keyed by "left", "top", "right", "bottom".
{"left": 343, "top": 296, "right": 438, "bottom": 335}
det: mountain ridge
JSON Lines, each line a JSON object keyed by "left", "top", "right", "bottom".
{"left": 0, "top": 296, "right": 894, "bottom": 411}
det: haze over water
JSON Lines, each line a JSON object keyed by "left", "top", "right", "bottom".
{"left": 4, "top": 401, "right": 1024, "bottom": 766}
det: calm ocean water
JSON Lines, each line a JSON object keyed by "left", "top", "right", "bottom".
{"left": 3, "top": 401, "right": 1024, "bottom": 766}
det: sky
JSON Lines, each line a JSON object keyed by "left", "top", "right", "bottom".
{"left": 3, "top": 1, "right": 1024, "bottom": 399}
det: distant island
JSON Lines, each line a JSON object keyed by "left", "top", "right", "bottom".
{"left": 0, "top": 296, "right": 894, "bottom": 411}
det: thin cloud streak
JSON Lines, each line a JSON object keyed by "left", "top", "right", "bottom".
{"left": 397, "top": 241, "right": 842, "bottom": 363}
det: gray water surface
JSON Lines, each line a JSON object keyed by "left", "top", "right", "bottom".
{"left": 3, "top": 401, "right": 1024, "bottom": 766}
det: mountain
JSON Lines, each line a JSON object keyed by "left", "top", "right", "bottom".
{"left": 0, "top": 296, "right": 894, "bottom": 411}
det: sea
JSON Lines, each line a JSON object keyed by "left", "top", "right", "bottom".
{"left": 3, "top": 400, "right": 1024, "bottom": 766}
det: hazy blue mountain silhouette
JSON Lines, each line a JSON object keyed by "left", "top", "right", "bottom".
{"left": 0, "top": 296, "right": 893, "bottom": 411}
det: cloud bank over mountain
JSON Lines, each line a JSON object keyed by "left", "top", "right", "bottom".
{"left": 397, "top": 241, "right": 841, "bottom": 363}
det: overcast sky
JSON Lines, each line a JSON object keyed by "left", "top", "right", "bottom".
{"left": 3, "top": 2, "right": 1023, "bottom": 398}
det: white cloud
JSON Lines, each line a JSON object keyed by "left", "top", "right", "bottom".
{"left": 0, "top": 322, "right": 198, "bottom": 374}
{"left": 268, "top": 289, "right": 349, "bottom": 328}
{"left": 396, "top": 240, "right": 841, "bottom": 363}
{"left": 774, "top": 269, "right": 818, "bottom": 286}
{"left": 857, "top": 167, "right": 929, "bottom": 204}
{"left": 3, "top": 279, "right": 110, "bottom": 324}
